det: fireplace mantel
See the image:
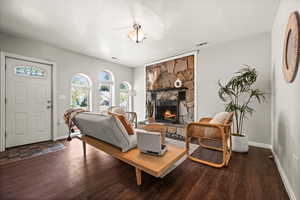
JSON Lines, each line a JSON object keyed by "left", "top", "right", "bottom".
{"left": 147, "top": 87, "right": 188, "bottom": 93}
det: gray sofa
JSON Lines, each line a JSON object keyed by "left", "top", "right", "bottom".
{"left": 73, "top": 112, "right": 137, "bottom": 152}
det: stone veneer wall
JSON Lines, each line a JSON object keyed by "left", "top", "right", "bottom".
{"left": 146, "top": 55, "right": 194, "bottom": 123}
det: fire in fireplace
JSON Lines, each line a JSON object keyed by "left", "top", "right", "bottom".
{"left": 155, "top": 100, "right": 179, "bottom": 123}
{"left": 163, "top": 110, "right": 176, "bottom": 120}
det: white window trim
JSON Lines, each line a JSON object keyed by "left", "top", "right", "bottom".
{"left": 0, "top": 52, "right": 58, "bottom": 152}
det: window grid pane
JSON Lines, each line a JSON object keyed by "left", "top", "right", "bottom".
{"left": 99, "top": 83, "right": 112, "bottom": 111}
{"left": 99, "top": 71, "right": 112, "bottom": 82}
{"left": 70, "top": 74, "right": 91, "bottom": 110}
{"left": 71, "top": 87, "right": 89, "bottom": 109}
{"left": 71, "top": 75, "right": 89, "bottom": 87}
{"left": 119, "top": 92, "right": 129, "bottom": 111}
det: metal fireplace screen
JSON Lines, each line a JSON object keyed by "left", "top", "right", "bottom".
{"left": 155, "top": 100, "right": 179, "bottom": 123}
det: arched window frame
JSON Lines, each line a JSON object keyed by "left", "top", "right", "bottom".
{"left": 99, "top": 70, "right": 115, "bottom": 112}
{"left": 119, "top": 81, "right": 132, "bottom": 111}
{"left": 70, "top": 73, "right": 92, "bottom": 110}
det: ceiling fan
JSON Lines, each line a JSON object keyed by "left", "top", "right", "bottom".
{"left": 112, "top": 1, "right": 165, "bottom": 44}
{"left": 128, "top": 23, "right": 146, "bottom": 43}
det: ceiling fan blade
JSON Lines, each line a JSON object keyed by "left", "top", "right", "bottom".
{"left": 127, "top": 1, "right": 166, "bottom": 40}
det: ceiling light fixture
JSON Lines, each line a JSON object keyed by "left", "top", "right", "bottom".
{"left": 128, "top": 24, "right": 146, "bottom": 44}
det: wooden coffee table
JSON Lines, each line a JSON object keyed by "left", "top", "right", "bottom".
{"left": 77, "top": 135, "right": 186, "bottom": 185}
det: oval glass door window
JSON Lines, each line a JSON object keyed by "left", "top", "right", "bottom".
{"left": 15, "top": 66, "right": 46, "bottom": 78}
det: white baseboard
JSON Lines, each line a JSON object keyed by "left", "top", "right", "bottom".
{"left": 248, "top": 142, "right": 296, "bottom": 200}
{"left": 271, "top": 148, "right": 297, "bottom": 200}
{"left": 248, "top": 141, "right": 272, "bottom": 149}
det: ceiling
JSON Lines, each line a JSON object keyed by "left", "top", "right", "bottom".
{"left": 0, "top": 0, "right": 279, "bottom": 67}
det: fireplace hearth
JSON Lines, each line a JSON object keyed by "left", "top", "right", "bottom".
{"left": 155, "top": 100, "right": 179, "bottom": 123}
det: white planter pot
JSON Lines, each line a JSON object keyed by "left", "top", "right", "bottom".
{"left": 232, "top": 134, "right": 249, "bottom": 153}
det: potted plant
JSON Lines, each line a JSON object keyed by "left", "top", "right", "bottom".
{"left": 218, "top": 66, "right": 266, "bottom": 152}
{"left": 146, "top": 100, "right": 155, "bottom": 123}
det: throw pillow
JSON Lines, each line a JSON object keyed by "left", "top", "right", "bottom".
{"left": 108, "top": 112, "right": 135, "bottom": 135}
{"left": 210, "top": 112, "right": 232, "bottom": 125}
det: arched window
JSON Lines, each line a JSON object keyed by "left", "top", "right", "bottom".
{"left": 70, "top": 74, "right": 91, "bottom": 110}
{"left": 99, "top": 71, "right": 114, "bottom": 112}
{"left": 119, "top": 82, "right": 131, "bottom": 111}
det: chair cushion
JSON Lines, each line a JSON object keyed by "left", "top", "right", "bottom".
{"left": 108, "top": 112, "right": 135, "bottom": 135}
{"left": 204, "top": 112, "right": 232, "bottom": 138}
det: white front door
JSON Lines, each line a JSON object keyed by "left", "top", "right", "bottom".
{"left": 5, "top": 57, "right": 52, "bottom": 148}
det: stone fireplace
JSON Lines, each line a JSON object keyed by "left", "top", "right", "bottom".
{"left": 146, "top": 55, "right": 195, "bottom": 124}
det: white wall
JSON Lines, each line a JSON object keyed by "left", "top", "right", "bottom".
{"left": 271, "top": 0, "right": 300, "bottom": 199}
{"left": 0, "top": 32, "right": 134, "bottom": 138}
{"left": 134, "top": 33, "right": 271, "bottom": 145}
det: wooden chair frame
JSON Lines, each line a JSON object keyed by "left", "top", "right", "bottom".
{"left": 185, "top": 117, "right": 232, "bottom": 168}
{"left": 108, "top": 106, "right": 138, "bottom": 127}
{"left": 125, "top": 112, "right": 138, "bottom": 127}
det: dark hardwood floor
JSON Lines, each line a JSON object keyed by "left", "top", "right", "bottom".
{"left": 0, "top": 139, "right": 288, "bottom": 200}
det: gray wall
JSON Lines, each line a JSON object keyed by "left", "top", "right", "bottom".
{"left": 133, "top": 67, "right": 146, "bottom": 121}
{"left": 133, "top": 33, "right": 271, "bottom": 145}
{"left": 198, "top": 33, "right": 271, "bottom": 145}
{"left": 0, "top": 32, "right": 134, "bottom": 138}
{"left": 271, "top": 0, "right": 300, "bottom": 199}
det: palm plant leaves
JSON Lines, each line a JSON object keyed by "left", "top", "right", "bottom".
{"left": 218, "top": 81, "right": 236, "bottom": 101}
{"left": 250, "top": 89, "right": 266, "bottom": 103}
{"left": 218, "top": 66, "right": 266, "bottom": 135}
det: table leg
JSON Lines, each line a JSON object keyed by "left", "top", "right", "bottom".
{"left": 82, "top": 141, "right": 86, "bottom": 156}
{"left": 135, "top": 167, "right": 142, "bottom": 186}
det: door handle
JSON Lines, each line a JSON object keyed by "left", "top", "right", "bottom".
{"left": 47, "top": 105, "right": 52, "bottom": 109}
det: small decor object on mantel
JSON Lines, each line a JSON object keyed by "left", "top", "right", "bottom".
{"left": 174, "top": 78, "right": 182, "bottom": 88}
{"left": 282, "top": 11, "right": 300, "bottom": 83}
{"left": 146, "top": 100, "right": 155, "bottom": 123}
{"left": 218, "top": 66, "right": 266, "bottom": 152}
